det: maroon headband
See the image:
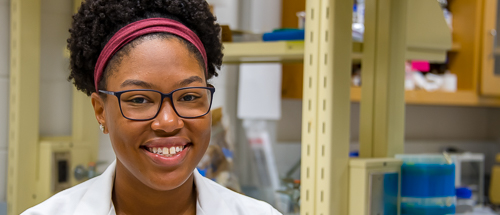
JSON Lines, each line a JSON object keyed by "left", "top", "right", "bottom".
{"left": 94, "top": 18, "right": 208, "bottom": 91}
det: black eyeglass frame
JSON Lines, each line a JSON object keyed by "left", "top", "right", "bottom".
{"left": 99, "top": 86, "right": 216, "bottom": 121}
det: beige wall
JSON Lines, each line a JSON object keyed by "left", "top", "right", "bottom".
{"left": 39, "top": 0, "right": 73, "bottom": 137}
{"left": 275, "top": 100, "right": 500, "bottom": 176}
{"left": 278, "top": 101, "right": 500, "bottom": 142}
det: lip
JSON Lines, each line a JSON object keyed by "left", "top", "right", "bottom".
{"left": 142, "top": 137, "right": 190, "bottom": 148}
{"left": 142, "top": 145, "right": 191, "bottom": 168}
{"left": 141, "top": 137, "right": 191, "bottom": 168}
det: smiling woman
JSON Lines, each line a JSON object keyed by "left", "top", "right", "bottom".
{"left": 20, "top": 0, "right": 281, "bottom": 215}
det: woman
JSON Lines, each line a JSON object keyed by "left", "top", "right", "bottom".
{"left": 22, "top": 0, "right": 281, "bottom": 214}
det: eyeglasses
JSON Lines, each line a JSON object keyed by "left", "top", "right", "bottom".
{"left": 99, "top": 87, "right": 215, "bottom": 121}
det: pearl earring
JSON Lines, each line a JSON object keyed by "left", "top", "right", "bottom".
{"left": 99, "top": 124, "right": 105, "bottom": 132}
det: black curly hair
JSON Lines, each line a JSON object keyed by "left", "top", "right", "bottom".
{"left": 67, "top": 0, "right": 223, "bottom": 96}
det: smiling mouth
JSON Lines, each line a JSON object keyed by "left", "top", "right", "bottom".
{"left": 140, "top": 144, "right": 192, "bottom": 157}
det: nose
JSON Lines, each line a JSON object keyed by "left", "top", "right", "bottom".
{"left": 150, "top": 99, "right": 184, "bottom": 133}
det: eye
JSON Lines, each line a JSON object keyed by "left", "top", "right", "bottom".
{"left": 180, "top": 94, "right": 200, "bottom": 102}
{"left": 125, "top": 96, "right": 152, "bottom": 104}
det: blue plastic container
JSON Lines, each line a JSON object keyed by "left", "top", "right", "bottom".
{"left": 262, "top": 29, "right": 305, "bottom": 41}
{"left": 396, "top": 155, "right": 456, "bottom": 215}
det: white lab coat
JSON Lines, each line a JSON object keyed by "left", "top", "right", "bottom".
{"left": 21, "top": 160, "right": 282, "bottom": 215}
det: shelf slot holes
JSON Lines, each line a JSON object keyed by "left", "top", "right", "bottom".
{"left": 322, "top": 145, "right": 325, "bottom": 157}
{"left": 306, "top": 190, "right": 309, "bottom": 201}
{"left": 324, "top": 53, "right": 328, "bottom": 65}
{"left": 322, "top": 122, "right": 325, "bottom": 134}
{"left": 324, "top": 77, "right": 327, "bottom": 88}
{"left": 308, "top": 122, "right": 311, "bottom": 133}
{"left": 326, "top": 7, "right": 330, "bottom": 18}
{"left": 323, "top": 100, "right": 326, "bottom": 111}
{"left": 307, "top": 167, "right": 310, "bottom": 178}
{"left": 325, "top": 31, "right": 328, "bottom": 42}
{"left": 321, "top": 191, "right": 324, "bottom": 202}
{"left": 321, "top": 168, "right": 324, "bottom": 179}
{"left": 310, "top": 31, "right": 313, "bottom": 43}
{"left": 311, "top": 8, "right": 314, "bottom": 20}
{"left": 307, "top": 144, "right": 310, "bottom": 156}
{"left": 309, "top": 54, "right": 313, "bottom": 66}
{"left": 309, "top": 77, "right": 312, "bottom": 88}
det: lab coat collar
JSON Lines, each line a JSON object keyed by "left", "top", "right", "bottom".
{"left": 73, "top": 160, "right": 115, "bottom": 215}
{"left": 193, "top": 169, "right": 233, "bottom": 215}
{"left": 73, "top": 160, "right": 233, "bottom": 215}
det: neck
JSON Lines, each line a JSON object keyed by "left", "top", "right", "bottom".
{"left": 112, "top": 160, "right": 197, "bottom": 215}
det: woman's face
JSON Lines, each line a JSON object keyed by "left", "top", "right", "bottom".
{"left": 95, "top": 37, "right": 211, "bottom": 191}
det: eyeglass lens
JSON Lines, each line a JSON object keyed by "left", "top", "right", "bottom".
{"left": 119, "top": 88, "right": 212, "bottom": 119}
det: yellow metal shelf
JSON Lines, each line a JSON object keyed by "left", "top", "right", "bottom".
{"left": 350, "top": 87, "right": 500, "bottom": 107}
{"left": 222, "top": 41, "right": 304, "bottom": 63}
{"left": 223, "top": 41, "right": 455, "bottom": 64}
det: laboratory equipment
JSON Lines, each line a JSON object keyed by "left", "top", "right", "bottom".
{"left": 450, "top": 153, "right": 485, "bottom": 205}
{"left": 396, "top": 154, "right": 456, "bottom": 215}
{"left": 37, "top": 139, "right": 94, "bottom": 201}
{"left": 349, "top": 158, "right": 403, "bottom": 215}
{"left": 243, "top": 120, "right": 280, "bottom": 206}
{"left": 455, "top": 187, "right": 474, "bottom": 213}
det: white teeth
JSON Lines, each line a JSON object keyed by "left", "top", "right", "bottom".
{"left": 170, "top": 147, "right": 175, "bottom": 154}
{"left": 148, "top": 146, "right": 186, "bottom": 156}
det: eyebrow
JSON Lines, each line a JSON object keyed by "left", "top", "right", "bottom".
{"left": 120, "top": 76, "right": 204, "bottom": 90}
{"left": 177, "top": 76, "right": 204, "bottom": 87}
{"left": 120, "top": 79, "right": 155, "bottom": 89}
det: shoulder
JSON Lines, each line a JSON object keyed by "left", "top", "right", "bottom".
{"left": 197, "top": 175, "right": 282, "bottom": 215}
{"left": 22, "top": 161, "right": 117, "bottom": 215}
{"left": 21, "top": 177, "right": 99, "bottom": 215}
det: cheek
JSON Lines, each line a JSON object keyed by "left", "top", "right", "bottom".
{"left": 104, "top": 101, "right": 147, "bottom": 153}
{"left": 197, "top": 115, "right": 212, "bottom": 141}
{"left": 186, "top": 115, "right": 212, "bottom": 152}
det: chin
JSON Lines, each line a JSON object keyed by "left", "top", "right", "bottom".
{"left": 143, "top": 166, "right": 195, "bottom": 191}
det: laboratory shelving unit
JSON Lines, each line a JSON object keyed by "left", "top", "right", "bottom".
{"left": 5, "top": 1, "right": 465, "bottom": 215}
{"left": 223, "top": 0, "right": 452, "bottom": 214}
{"left": 224, "top": 41, "right": 500, "bottom": 107}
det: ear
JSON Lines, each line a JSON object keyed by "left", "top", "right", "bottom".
{"left": 91, "top": 92, "right": 107, "bottom": 133}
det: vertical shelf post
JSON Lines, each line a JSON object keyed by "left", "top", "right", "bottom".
{"left": 300, "top": 0, "right": 321, "bottom": 214}
{"left": 7, "top": 0, "right": 41, "bottom": 214}
{"left": 359, "top": 0, "right": 407, "bottom": 158}
{"left": 301, "top": 0, "right": 352, "bottom": 214}
{"left": 315, "top": 0, "right": 352, "bottom": 214}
